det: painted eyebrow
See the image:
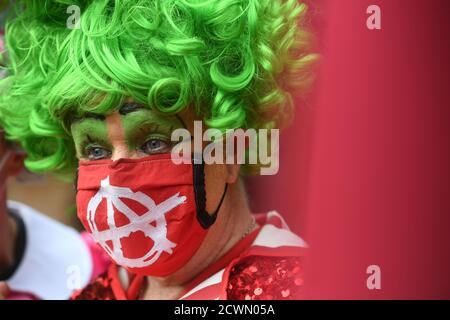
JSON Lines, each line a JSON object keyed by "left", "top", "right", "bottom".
{"left": 72, "top": 112, "right": 106, "bottom": 123}
{"left": 118, "top": 102, "right": 187, "bottom": 130}
{"left": 119, "top": 102, "right": 143, "bottom": 115}
{"left": 84, "top": 112, "right": 106, "bottom": 121}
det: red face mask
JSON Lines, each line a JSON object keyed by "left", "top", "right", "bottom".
{"left": 76, "top": 153, "right": 227, "bottom": 277}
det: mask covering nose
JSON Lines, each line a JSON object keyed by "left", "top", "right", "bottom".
{"left": 76, "top": 153, "right": 227, "bottom": 277}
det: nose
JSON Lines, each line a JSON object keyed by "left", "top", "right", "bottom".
{"left": 105, "top": 112, "right": 139, "bottom": 161}
{"left": 110, "top": 143, "right": 138, "bottom": 161}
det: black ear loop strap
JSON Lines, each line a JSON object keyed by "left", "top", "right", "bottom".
{"left": 175, "top": 115, "right": 229, "bottom": 229}
{"left": 193, "top": 159, "right": 228, "bottom": 229}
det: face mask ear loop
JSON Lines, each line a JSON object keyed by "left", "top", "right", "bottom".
{"left": 193, "top": 157, "right": 229, "bottom": 229}
{"left": 211, "top": 182, "right": 228, "bottom": 220}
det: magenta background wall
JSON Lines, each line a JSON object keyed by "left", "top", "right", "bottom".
{"left": 246, "top": 0, "right": 326, "bottom": 237}
{"left": 247, "top": 0, "right": 450, "bottom": 299}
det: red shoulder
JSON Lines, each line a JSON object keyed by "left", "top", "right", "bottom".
{"left": 70, "top": 272, "right": 116, "bottom": 300}
{"left": 226, "top": 255, "right": 305, "bottom": 300}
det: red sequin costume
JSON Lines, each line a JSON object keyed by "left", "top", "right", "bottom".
{"left": 227, "top": 256, "right": 304, "bottom": 300}
{"left": 72, "top": 256, "right": 304, "bottom": 300}
{"left": 71, "top": 212, "right": 307, "bottom": 300}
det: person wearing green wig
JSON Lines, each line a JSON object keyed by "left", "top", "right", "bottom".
{"left": 0, "top": 0, "right": 316, "bottom": 300}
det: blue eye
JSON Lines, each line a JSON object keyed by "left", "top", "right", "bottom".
{"left": 141, "top": 138, "right": 170, "bottom": 155}
{"left": 86, "top": 146, "right": 111, "bottom": 160}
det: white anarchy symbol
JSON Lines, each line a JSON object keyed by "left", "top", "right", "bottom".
{"left": 86, "top": 176, "right": 186, "bottom": 268}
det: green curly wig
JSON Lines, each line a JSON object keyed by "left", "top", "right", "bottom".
{"left": 0, "top": 0, "right": 316, "bottom": 176}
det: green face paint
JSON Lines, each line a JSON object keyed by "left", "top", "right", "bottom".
{"left": 121, "top": 108, "right": 183, "bottom": 153}
{"left": 71, "top": 118, "right": 111, "bottom": 160}
{"left": 70, "top": 107, "right": 184, "bottom": 160}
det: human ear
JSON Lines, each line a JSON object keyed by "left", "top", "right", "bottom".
{"left": 225, "top": 164, "right": 240, "bottom": 184}
{"left": 6, "top": 151, "right": 26, "bottom": 178}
